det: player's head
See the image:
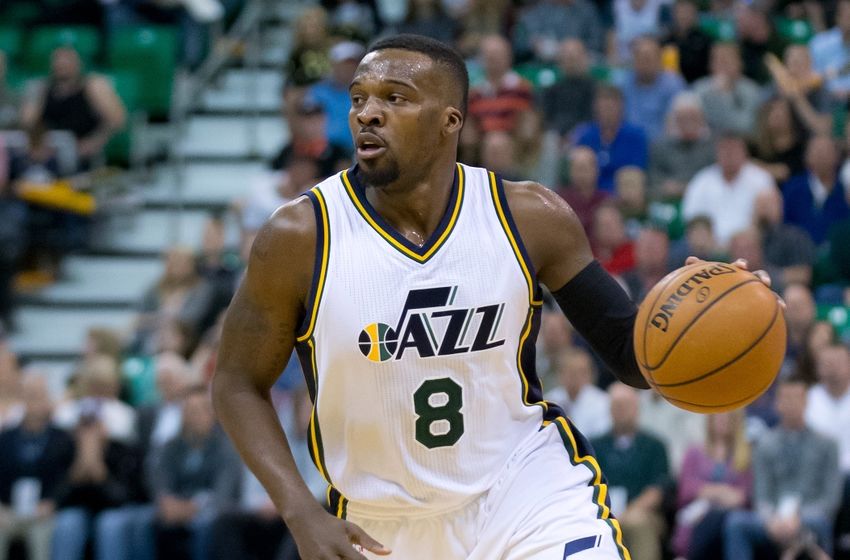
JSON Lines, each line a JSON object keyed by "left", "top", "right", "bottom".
{"left": 350, "top": 34, "right": 468, "bottom": 186}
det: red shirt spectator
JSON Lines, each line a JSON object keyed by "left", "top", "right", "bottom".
{"left": 592, "top": 203, "right": 636, "bottom": 276}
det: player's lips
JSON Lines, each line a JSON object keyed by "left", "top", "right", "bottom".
{"left": 356, "top": 132, "right": 387, "bottom": 160}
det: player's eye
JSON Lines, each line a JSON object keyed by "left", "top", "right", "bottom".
{"left": 351, "top": 94, "right": 365, "bottom": 106}
{"left": 388, "top": 94, "right": 406, "bottom": 104}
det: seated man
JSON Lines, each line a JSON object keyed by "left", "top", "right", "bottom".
{"left": 0, "top": 375, "right": 74, "bottom": 560}
{"left": 20, "top": 47, "right": 125, "bottom": 171}
{"left": 592, "top": 383, "right": 670, "bottom": 560}
{"left": 724, "top": 376, "right": 843, "bottom": 559}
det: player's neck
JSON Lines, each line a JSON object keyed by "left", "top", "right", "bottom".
{"left": 363, "top": 161, "right": 457, "bottom": 246}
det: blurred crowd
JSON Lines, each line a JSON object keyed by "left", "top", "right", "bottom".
{"left": 2, "top": 0, "right": 850, "bottom": 559}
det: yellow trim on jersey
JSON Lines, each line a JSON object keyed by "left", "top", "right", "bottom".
{"left": 488, "top": 172, "right": 544, "bottom": 306}
{"left": 306, "top": 337, "right": 331, "bottom": 483}
{"left": 341, "top": 163, "right": 465, "bottom": 263}
{"left": 297, "top": 188, "right": 330, "bottom": 343}
{"left": 549, "top": 416, "right": 631, "bottom": 560}
{"left": 517, "top": 308, "right": 548, "bottom": 413}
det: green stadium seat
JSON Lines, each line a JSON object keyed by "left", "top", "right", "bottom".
{"left": 107, "top": 26, "right": 177, "bottom": 120}
{"left": 699, "top": 16, "right": 736, "bottom": 41}
{"left": 0, "top": 26, "right": 24, "bottom": 63}
{"left": 514, "top": 62, "right": 562, "bottom": 89}
{"left": 25, "top": 26, "right": 101, "bottom": 74}
{"left": 589, "top": 64, "right": 612, "bottom": 83}
{"left": 104, "top": 71, "right": 140, "bottom": 166}
{"left": 776, "top": 17, "right": 814, "bottom": 44}
{"left": 817, "top": 305, "right": 850, "bottom": 341}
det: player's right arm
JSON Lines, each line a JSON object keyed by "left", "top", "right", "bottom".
{"left": 212, "top": 198, "right": 389, "bottom": 560}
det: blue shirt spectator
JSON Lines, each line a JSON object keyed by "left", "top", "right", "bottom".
{"left": 782, "top": 136, "right": 850, "bottom": 245}
{"left": 307, "top": 41, "right": 364, "bottom": 152}
{"left": 618, "top": 37, "right": 686, "bottom": 141}
{"left": 574, "top": 85, "right": 648, "bottom": 191}
{"left": 809, "top": 1, "right": 850, "bottom": 99}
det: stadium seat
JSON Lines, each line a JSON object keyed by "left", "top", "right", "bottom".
{"left": 24, "top": 26, "right": 101, "bottom": 74}
{"left": 104, "top": 71, "right": 141, "bottom": 167}
{"left": 699, "top": 16, "right": 736, "bottom": 41}
{"left": 514, "top": 62, "right": 562, "bottom": 89}
{"left": 0, "top": 26, "right": 23, "bottom": 63}
{"left": 107, "top": 26, "right": 177, "bottom": 120}
{"left": 775, "top": 17, "right": 814, "bottom": 44}
{"left": 818, "top": 304, "right": 850, "bottom": 342}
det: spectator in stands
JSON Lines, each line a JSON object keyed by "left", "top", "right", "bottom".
{"left": 619, "top": 36, "right": 686, "bottom": 141}
{"left": 615, "top": 166, "right": 648, "bottom": 236}
{"left": 558, "top": 146, "right": 609, "bottom": 237}
{"left": 673, "top": 410, "right": 752, "bottom": 560}
{"left": 457, "top": 0, "right": 513, "bottom": 57}
{"left": 94, "top": 352, "right": 196, "bottom": 560}
{"left": 285, "top": 6, "right": 333, "bottom": 87}
{"left": 765, "top": 44, "right": 832, "bottom": 114}
{"left": 270, "top": 93, "right": 350, "bottom": 179}
{"left": 682, "top": 132, "right": 775, "bottom": 249}
{"left": 196, "top": 215, "right": 239, "bottom": 338}
{"left": 20, "top": 47, "right": 125, "bottom": 172}
{"left": 612, "top": 0, "right": 668, "bottom": 64}
{"left": 592, "top": 383, "right": 670, "bottom": 560}
{"left": 464, "top": 35, "right": 538, "bottom": 165}
{"left": 639, "top": 388, "right": 705, "bottom": 476}
{"left": 622, "top": 226, "right": 670, "bottom": 302}
{"left": 153, "top": 386, "right": 241, "bottom": 560}
{"left": 751, "top": 97, "right": 815, "bottom": 185}
{"left": 0, "top": 375, "right": 74, "bottom": 560}
{"left": 51, "top": 375, "right": 144, "bottom": 560}
{"left": 0, "top": 340, "right": 22, "bottom": 429}
{"left": 323, "top": 0, "right": 377, "bottom": 43}
{"left": 0, "top": 51, "right": 19, "bottom": 129}
{"left": 592, "top": 202, "right": 635, "bottom": 276}
{"left": 810, "top": 0, "right": 850, "bottom": 103}
{"left": 649, "top": 91, "right": 716, "bottom": 201}
{"left": 692, "top": 43, "right": 763, "bottom": 135}
{"left": 729, "top": 228, "right": 784, "bottom": 293}
{"left": 308, "top": 41, "right": 364, "bottom": 152}
{"left": 82, "top": 327, "right": 125, "bottom": 366}
{"left": 394, "top": 0, "right": 458, "bottom": 44}
{"left": 133, "top": 246, "right": 214, "bottom": 357}
{"left": 535, "top": 310, "right": 574, "bottom": 390}
{"left": 805, "top": 343, "right": 850, "bottom": 479}
{"left": 784, "top": 283, "right": 818, "bottom": 363}
{"left": 795, "top": 321, "right": 838, "bottom": 385}
{"left": 512, "top": 0, "right": 604, "bottom": 61}
{"left": 753, "top": 188, "right": 817, "bottom": 287}
{"left": 783, "top": 135, "right": 850, "bottom": 245}
{"left": 0, "top": 146, "right": 27, "bottom": 331}
{"left": 661, "top": 0, "right": 713, "bottom": 83}
{"left": 480, "top": 132, "right": 522, "bottom": 181}
{"left": 544, "top": 347, "right": 611, "bottom": 439}
{"left": 54, "top": 355, "right": 137, "bottom": 445}
{"left": 242, "top": 155, "right": 319, "bottom": 236}
{"left": 574, "top": 85, "right": 649, "bottom": 191}
{"left": 668, "top": 216, "right": 724, "bottom": 269}
{"left": 536, "top": 39, "right": 596, "bottom": 138}
{"left": 724, "top": 376, "right": 842, "bottom": 559}
{"left": 736, "top": 5, "right": 788, "bottom": 85}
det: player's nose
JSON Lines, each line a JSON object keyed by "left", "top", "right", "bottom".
{"left": 356, "top": 97, "right": 385, "bottom": 127}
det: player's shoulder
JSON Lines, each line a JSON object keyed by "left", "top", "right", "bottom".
{"left": 251, "top": 195, "right": 317, "bottom": 267}
{"left": 501, "top": 179, "right": 583, "bottom": 234}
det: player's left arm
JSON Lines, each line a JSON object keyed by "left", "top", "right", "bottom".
{"left": 503, "top": 180, "right": 650, "bottom": 389}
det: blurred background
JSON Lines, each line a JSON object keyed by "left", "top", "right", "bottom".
{"left": 0, "top": 0, "right": 849, "bottom": 559}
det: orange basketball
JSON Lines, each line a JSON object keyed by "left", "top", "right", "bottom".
{"left": 633, "top": 261, "right": 787, "bottom": 413}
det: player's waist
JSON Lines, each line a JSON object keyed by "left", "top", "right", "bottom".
{"left": 345, "top": 490, "right": 485, "bottom": 521}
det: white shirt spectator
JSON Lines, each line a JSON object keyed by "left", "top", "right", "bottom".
{"left": 805, "top": 383, "right": 850, "bottom": 472}
{"left": 682, "top": 162, "right": 774, "bottom": 248}
{"left": 545, "top": 385, "right": 611, "bottom": 440}
{"left": 53, "top": 397, "right": 137, "bottom": 444}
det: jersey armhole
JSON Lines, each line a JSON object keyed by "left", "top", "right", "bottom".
{"left": 295, "top": 187, "right": 330, "bottom": 342}
{"left": 487, "top": 171, "right": 544, "bottom": 306}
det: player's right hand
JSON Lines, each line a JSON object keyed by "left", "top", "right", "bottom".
{"left": 288, "top": 507, "right": 391, "bottom": 559}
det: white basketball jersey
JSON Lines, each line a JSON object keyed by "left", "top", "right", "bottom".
{"left": 295, "top": 163, "right": 563, "bottom": 518}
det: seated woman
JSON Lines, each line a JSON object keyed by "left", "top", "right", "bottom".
{"left": 20, "top": 46, "right": 125, "bottom": 172}
{"left": 672, "top": 410, "right": 753, "bottom": 560}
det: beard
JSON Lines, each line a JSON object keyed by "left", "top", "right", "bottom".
{"left": 358, "top": 157, "right": 401, "bottom": 187}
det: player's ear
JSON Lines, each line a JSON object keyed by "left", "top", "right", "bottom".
{"left": 442, "top": 107, "right": 464, "bottom": 136}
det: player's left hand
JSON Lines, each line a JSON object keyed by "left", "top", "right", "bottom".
{"left": 685, "top": 257, "right": 786, "bottom": 310}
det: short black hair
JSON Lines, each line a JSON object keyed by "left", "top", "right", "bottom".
{"left": 366, "top": 34, "right": 469, "bottom": 115}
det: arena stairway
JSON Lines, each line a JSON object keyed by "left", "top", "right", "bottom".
{"left": 9, "top": 2, "right": 299, "bottom": 386}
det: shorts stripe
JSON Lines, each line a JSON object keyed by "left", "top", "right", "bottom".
{"left": 548, "top": 416, "right": 631, "bottom": 560}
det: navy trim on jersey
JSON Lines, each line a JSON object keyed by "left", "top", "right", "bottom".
{"left": 343, "top": 164, "right": 462, "bottom": 262}
{"left": 296, "top": 188, "right": 330, "bottom": 340}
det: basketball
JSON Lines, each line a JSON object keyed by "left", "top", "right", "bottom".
{"left": 634, "top": 261, "right": 787, "bottom": 413}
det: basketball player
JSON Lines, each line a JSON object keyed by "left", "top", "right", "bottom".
{"left": 212, "top": 35, "right": 771, "bottom": 559}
